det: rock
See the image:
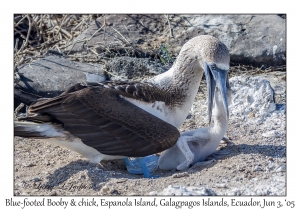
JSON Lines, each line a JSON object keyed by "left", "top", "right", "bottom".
{"left": 23, "top": 163, "right": 36, "bottom": 167}
{"left": 85, "top": 72, "right": 107, "bottom": 83}
{"left": 49, "top": 191, "right": 58, "bottom": 196}
{"left": 275, "top": 164, "right": 286, "bottom": 172}
{"left": 151, "top": 185, "right": 217, "bottom": 196}
{"left": 14, "top": 190, "right": 21, "bottom": 196}
{"left": 215, "top": 183, "right": 227, "bottom": 188}
{"left": 148, "top": 191, "right": 158, "bottom": 196}
{"left": 116, "top": 178, "right": 128, "bottom": 183}
{"left": 66, "top": 14, "right": 285, "bottom": 67}
{"left": 255, "top": 189, "right": 268, "bottom": 196}
{"left": 227, "top": 188, "right": 242, "bottom": 196}
{"left": 15, "top": 55, "right": 106, "bottom": 98}
{"left": 128, "top": 192, "right": 139, "bottom": 196}
{"left": 65, "top": 14, "right": 167, "bottom": 57}
{"left": 17, "top": 180, "right": 26, "bottom": 187}
{"left": 183, "top": 72, "right": 285, "bottom": 145}
{"left": 30, "top": 177, "right": 42, "bottom": 182}
{"left": 262, "top": 130, "right": 281, "bottom": 138}
{"left": 106, "top": 57, "right": 169, "bottom": 81}
{"left": 257, "top": 71, "right": 286, "bottom": 104}
{"left": 100, "top": 184, "right": 112, "bottom": 195}
{"left": 170, "top": 15, "right": 286, "bottom": 66}
{"left": 172, "top": 172, "right": 189, "bottom": 178}
{"left": 253, "top": 166, "right": 263, "bottom": 172}
{"left": 110, "top": 189, "right": 121, "bottom": 195}
{"left": 229, "top": 76, "right": 276, "bottom": 123}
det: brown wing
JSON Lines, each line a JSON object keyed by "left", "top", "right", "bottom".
{"left": 28, "top": 82, "right": 180, "bottom": 157}
{"left": 97, "top": 81, "right": 168, "bottom": 103}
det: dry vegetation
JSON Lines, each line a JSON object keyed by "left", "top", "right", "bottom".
{"left": 14, "top": 14, "right": 285, "bottom": 77}
{"left": 14, "top": 14, "right": 100, "bottom": 70}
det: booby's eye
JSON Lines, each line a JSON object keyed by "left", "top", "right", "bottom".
{"left": 211, "top": 64, "right": 216, "bottom": 70}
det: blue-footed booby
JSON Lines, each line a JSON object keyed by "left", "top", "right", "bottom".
{"left": 14, "top": 35, "right": 230, "bottom": 177}
{"left": 158, "top": 87, "right": 232, "bottom": 171}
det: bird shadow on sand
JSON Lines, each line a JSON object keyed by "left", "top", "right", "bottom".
{"left": 44, "top": 159, "right": 142, "bottom": 191}
{"left": 44, "top": 144, "right": 285, "bottom": 190}
{"left": 176, "top": 143, "right": 286, "bottom": 174}
{"left": 226, "top": 143, "right": 286, "bottom": 158}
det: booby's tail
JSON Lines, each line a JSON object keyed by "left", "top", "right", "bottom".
{"left": 14, "top": 88, "right": 42, "bottom": 106}
{"left": 14, "top": 121, "right": 65, "bottom": 139}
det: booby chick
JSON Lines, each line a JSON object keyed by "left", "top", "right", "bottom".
{"left": 158, "top": 87, "right": 232, "bottom": 171}
{"left": 14, "top": 35, "right": 230, "bottom": 177}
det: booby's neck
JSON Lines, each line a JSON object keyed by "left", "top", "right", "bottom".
{"left": 149, "top": 41, "right": 203, "bottom": 90}
{"left": 146, "top": 44, "right": 204, "bottom": 127}
{"left": 209, "top": 98, "right": 228, "bottom": 142}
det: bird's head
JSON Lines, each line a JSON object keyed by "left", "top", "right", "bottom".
{"left": 199, "top": 36, "right": 230, "bottom": 124}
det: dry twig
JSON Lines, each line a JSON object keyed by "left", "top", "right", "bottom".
{"left": 16, "top": 15, "right": 32, "bottom": 56}
{"left": 164, "top": 14, "right": 173, "bottom": 38}
{"left": 111, "top": 26, "right": 131, "bottom": 46}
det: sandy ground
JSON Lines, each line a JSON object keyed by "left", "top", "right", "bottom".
{"left": 13, "top": 72, "right": 286, "bottom": 196}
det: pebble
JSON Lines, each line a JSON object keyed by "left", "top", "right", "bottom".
{"left": 30, "top": 177, "right": 41, "bottom": 182}
{"left": 255, "top": 189, "right": 268, "bottom": 196}
{"left": 14, "top": 190, "right": 21, "bottom": 196}
{"left": 262, "top": 130, "right": 281, "bottom": 138}
{"left": 152, "top": 185, "right": 217, "bottom": 196}
{"left": 116, "top": 178, "right": 128, "bottom": 183}
{"left": 148, "top": 191, "right": 158, "bottom": 196}
{"left": 253, "top": 166, "right": 263, "bottom": 172}
{"left": 191, "top": 159, "right": 217, "bottom": 168}
{"left": 281, "top": 159, "right": 286, "bottom": 163}
{"left": 31, "top": 189, "right": 39, "bottom": 193}
{"left": 20, "top": 191, "right": 30, "bottom": 196}
{"left": 100, "top": 185, "right": 110, "bottom": 195}
{"left": 23, "top": 163, "right": 36, "bottom": 167}
{"left": 275, "top": 164, "right": 286, "bottom": 172}
{"left": 215, "top": 183, "right": 227, "bottom": 188}
{"left": 111, "top": 189, "right": 121, "bottom": 195}
{"left": 230, "top": 188, "right": 242, "bottom": 196}
{"left": 172, "top": 172, "right": 189, "bottom": 178}
{"left": 49, "top": 191, "right": 58, "bottom": 196}
{"left": 128, "top": 192, "right": 139, "bottom": 196}
{"left": 267, "top": 163, "right": 276, "bottom": 170}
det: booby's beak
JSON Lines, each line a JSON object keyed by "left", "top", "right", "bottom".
{"left": 204, "top": 61, "right": 229, "bottom": 124}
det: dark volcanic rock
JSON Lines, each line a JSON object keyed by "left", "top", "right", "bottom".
{"left": 65, "top": 14, "right": 167, "bottom": 57}
{"left": 66, "top": 14, "right": 286, "bottom": 67}
{"left": 15, "top": 55, "right": 106, "bottom": 98}
{"left": 106, "top": 56, "right": 169, "bottom": 81}
{"left": 170, "top": 15, "right": 286, "bottom": 67}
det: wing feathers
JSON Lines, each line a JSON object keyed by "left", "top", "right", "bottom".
{"left": 26, "top": 82, "right": 180, "bottom": 157}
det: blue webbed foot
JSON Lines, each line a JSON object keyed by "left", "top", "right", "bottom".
{"left": 123, "top": 155, "right": 159, "bottom": 178}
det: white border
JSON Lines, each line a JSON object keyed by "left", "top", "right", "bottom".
{"left": 2, "top": 1, "right": 297, "bottom": 209}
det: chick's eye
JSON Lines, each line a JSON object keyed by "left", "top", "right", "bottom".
{"left": 211, "top": 65, "right": 216, "bottom": 70}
